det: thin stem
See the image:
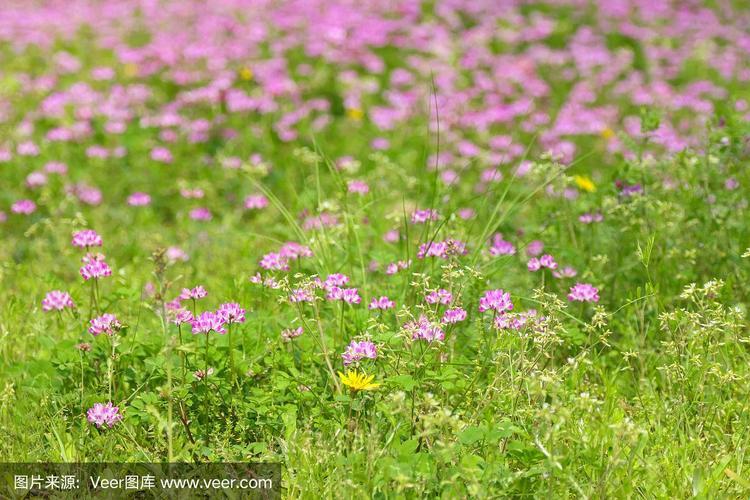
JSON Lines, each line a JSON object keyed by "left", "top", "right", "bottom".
{"left": 228, "top": 323, "right": 236, "bottom": 387}
{"left": 203, "top": 332, "right": 211, "bottom": 445}
{"left": 107, "top": 335, "right": 116, "bottom": 401}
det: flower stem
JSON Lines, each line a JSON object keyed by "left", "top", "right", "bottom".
{"left": 203, "top": 332, "right": 210, "bottom": 445}
{"left": 228, "top": 323, "right": 236, "bottom": 387}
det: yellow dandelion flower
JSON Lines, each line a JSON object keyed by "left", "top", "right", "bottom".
{"left": 574, "top": 175, "right": 596, "bottom": 193}
{"left": 346, "top": 108, "right": 364, "bottom": 121}
{"left": 600, "top": 127, "right": 615, "bottom": 140}
{"left": 239, "top": 67, "right": 254, "bottom": 81}
{"left": 338, "top": 370, "right": 379, "bottom": 392}
{"left": 123, "top": 63, "right": 138, "bottom": 78}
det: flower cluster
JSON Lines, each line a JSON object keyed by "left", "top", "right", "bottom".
{"left": 341, "top": 340, "right": 378, "bottom": 366}
{"left": 80, "top": 258, "right": 112, "bottom": 280}
{"left": 281, "top": 327, "right": 303, "bottom": 341}
{"left": 528, "top": 254, "right": 558, "bottom": 272}
{"left": 478, "top": 289, "right": 514, "bottom": 314}
{"left": 369, "top": 296, "right": 395, "bottom": 310}
{"left": 417, "top": 239, "right": 468, "bottom": 259}
{"left": 89, "top": 313, "right": 122, "bottom": 336}
{"left": 568, "top": 283, "right": 600, "bottom": 303}
{"left": 87, "top": 402, "right": 123, "bottom": 428}
{"left": 326, "top": 286, "right": 361, "bottom": 304}
{"left": 442, "top": 307, "right": 467, "bottom": 324}
{"left": 191, "top": 311, "right": 227, "bottom": 334}
{"left": 404, "top": 315, "right": 445, "bottom": 342}
{"left": 489, "top": 234, "right": 516, "bottom": 256}
{"left": 180, "top": 286, "right": 208, "bottom": 301}
{"left": 72, "top": 229, "right": 103, "bottom": 248}
{"left": 425, "top": 289, "right": 453, "bottom": 305}
{"left": 494, "top": 310, "right": 544, "bottom": 331}
{"left": 41, "top": 290, "right": 75, "bottom": 312}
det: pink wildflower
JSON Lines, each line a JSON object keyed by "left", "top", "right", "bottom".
{"left": 89, "top": 314, "right": 122, "bottom": 336}
{"left": 42, "top": 290, "right": 75, "bottom": 311}
{"left": 369, "top": 296, "right": 395, "bottom": 310}
{"left": 72, "top": 229, "right": 103, "bottom": 248}
{"left": 478, "top": 289, "right": 513, "bottom": 313}
{"left": 342, "top": 340, "right": 378, "bottom": 365}
{"left": 568, "top": 283, "right": 600, "bottom": 303}
{"left": 87, "top": 402, "right": 123, "bottom": 428}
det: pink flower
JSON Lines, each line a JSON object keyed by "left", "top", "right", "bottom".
{"left": 404, "top": 315, "right": 445, "bottom": 342}
{"left": 42, "top": 290, "right": 75, "bottom": 311}
{"left": 281, "top": 327, "right": 303, "bottom": 341}
{"left": 26, "top": 171, "right": 47, "bottom": 188}
{"left": 11, "top": 199, "right": 36, "bottom": 215}
{"left": 417, "top": 239, "right": 468, "bottom": 259}
{"left": 189, "top": 207, "right": 212, "bottom": 221}
{"left": 495, "top": 310, "right": 542, "bottom": 331}
{"left": 150, "top": 146, "right": 173, "bottom": 163}
{"left": 80, "top": 259, "right": 112, "bottom": 280}
{"left": 217, "top": 302, "right": 246, "bottom": 324}
{"left": 458, "top": 208, "right": 475, "bottom": 220}
{"left": 166, "top": 246, "right": 188, "bottom": 262}
{"left": 552, "top": 266, "right": 577, "bottom": 279}
{"left": 290, "top": 288, "right": 314, "bottom": 303}
{"left": 279, "top": 242, "right": 313, "bottom": 259}
{"left": 383, "top": 229, "right": 400, "bottom": 243}
{"left": 725, "top": 178, "right": 739, "bottom": 190}
{"left": 191, "top": 311, "right": 226, "bottom": 334}
{"left": 326, "top": 286, "right": 361, "bottom": 304}
{"left": 70, "top": 183, "right": 102, "bottom": 205}
{"left": 89, "top": 314, "right": 122, "bottom": 336}
{"left": 87, "top": 402, "right": 122, "bottom": 428}
{"left": 526, "top": 240, "right": 544, "bottom": 256}
{"left": 478, "top": 289, "right": 513, "bottom": 313}
{"left": 369, "top": 296, "right": 395, "bottom": 310}
{"left": 322, "top": 274, "right": 347, "bottom": 290}
{"left": 489, "top": 234, "right": 516, "bottom": 256}
{"left": 442, "top": 307, "right": 467, "bottom": 324}
{"left": 426, "top": 289, "right": 452, "bottom": 305}
{"left": 529, "top": 254, "right": 557, "bottom": 271}
{"left": 244, "top": 194, "right": 269, "bottom": 210}
{"left": 568, "top": 283, "right": 600, "bottom": 303}
{"left": 17, "top": 141, "right": 39, "bottom": 156}
{"left": 180, "top": 188, "right": 205, "bottom": 199}
{"left": 193, "top": 368, "right": 215, "bottom": 380}
{"left": 579, "top": 213, "right": 604, "bottom": 224}
{"left": 342, "top": 340, "right": 378, "bottom": 365}
{"left": 411, "top": 209, "right": 439, "bottom": 224}
{"left": 385, "top": 260, "right": 411, "bottom": 275}
{"left": 179, "top": 286, "right": 208, "bottom": 301}
{"left": 539, "top": 254, "right": 558, "bottom": 270}
{"left": 44, "top": 161, "right": 68, "bottom": 175}
{"left": 171, "top": 309, "right": 194, "bottom": 325}
{"left": 259, "top": 252, "right": 289, "bottom": 271}
{"left": 127, "top": 192, "right": 151, "bottom": 206}
{"left": 347, "top": 180, "right": 369, "bottom": 195}
{"left": 72, "top": 229, "right": 103, "bottom": 248}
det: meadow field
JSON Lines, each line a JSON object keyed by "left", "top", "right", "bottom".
{"left": 1, "top": 0, "right": 750, "bottom": 497}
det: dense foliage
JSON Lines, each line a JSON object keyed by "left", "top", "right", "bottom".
{"left": 1, "top": 0, "right": 749, "bottom": 497}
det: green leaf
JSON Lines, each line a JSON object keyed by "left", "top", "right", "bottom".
{"left": 387, "top": 374, "right": 417, "bottom": 391}
{"left": 459, "top": 426, "right": 485, "bottom": 445}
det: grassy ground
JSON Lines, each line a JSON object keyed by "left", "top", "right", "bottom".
{"left": 1, "top": 1, "right": 750, "bottom": 497}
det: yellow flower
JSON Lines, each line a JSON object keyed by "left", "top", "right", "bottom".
{"left": 338, "top": 370, "right": 379, "bottom": 392}
{"left": 574, "top": 175, "right": 596, "bottom": 193}
{"left": 346, "top": 108, "right": 364, "bottom": 121}
{"left": 600, "top": 127, "right": 615, "bottom": 140}
{"left": 239, "top": 67, "right": 254, "bottom": 81}
{"left": 123, "top": 63, "right": 138, "bottom": 78}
